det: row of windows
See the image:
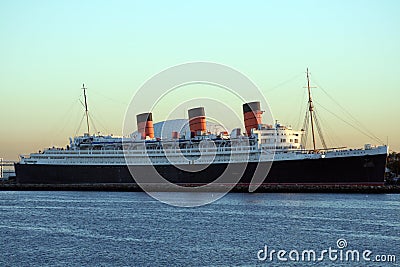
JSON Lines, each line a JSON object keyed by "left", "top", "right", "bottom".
{"left": 260, "top": 139, "right": 300, "bottom": 144}
{"left": 283, "top": 139, "right": 299, "bottom": 143}
{"left": 261, "top": 132, "right": 300, "bottom": 136}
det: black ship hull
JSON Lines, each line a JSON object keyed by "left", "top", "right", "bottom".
{"left": 15, "top": 153, "right": 387, "bottom": 186}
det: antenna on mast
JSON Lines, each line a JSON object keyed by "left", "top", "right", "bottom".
{"left": 82, "top": 83, "right": 90, "bottom": 135}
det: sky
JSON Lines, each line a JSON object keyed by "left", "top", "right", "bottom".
{"left": 0, "top": 0, "right": 399, "bottom": 160}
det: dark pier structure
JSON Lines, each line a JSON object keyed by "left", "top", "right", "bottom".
{"left": 1, "top": 183, "right": 400, "bottom": 193}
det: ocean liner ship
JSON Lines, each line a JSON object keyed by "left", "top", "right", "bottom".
{"left": 15, "top": 70, "right": 388, "bottom": 186}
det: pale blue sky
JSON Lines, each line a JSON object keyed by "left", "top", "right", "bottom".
{"left": 1, "top": 0, "right": 399, "bottom": 159}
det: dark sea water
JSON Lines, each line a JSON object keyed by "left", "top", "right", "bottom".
{"left": 0, "top": 192, "right": 399, "bottom": 266}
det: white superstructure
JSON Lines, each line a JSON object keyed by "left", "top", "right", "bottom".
{"left": 19, "top": 121, "right": 388, "bottom": 167}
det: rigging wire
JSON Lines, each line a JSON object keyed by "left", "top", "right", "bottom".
{"left": 285, "top": 84, "right": 307, "bottom": 127}
{"left": 311, "top": 77, "right": 384, "bottom": 144}
{"left": 295, "top": 89, "right": 308, "bottom": 130}
{"left": 54, "top": 94, "right": 82, "bottom": 138}
{"left": 301, "top": 111, "right": 309, "bottom": 149}
{"left": 75, "top": 89, "right": 120, "bottom": 136}
{"left": 56, "top": 86, "right": 122, "bottom": 138}
{"left": 313, "top": 107, "right": 341, "bottom": 148}
{"left": 314, "top": 101, "right": 384, "bottom": 144}
{"left": 89, "top": 112, "right": 111, "bottom": 135}
{"left": 90, "top": 90, "right": 129, "bottom": 106}
{"left": 88, "top": 115, "right": 99, "bottom": 135}
{"left": 264, "top": 72, "right": 304, "bottom": 94}
{"left": 313, "top": 109, "right": 327, "bottom": 149}
{"left": 78, "top": 99, "right": 87, "bottom": 111}
{"left": 74, "top": 114, "right": 86, "bottom": 137}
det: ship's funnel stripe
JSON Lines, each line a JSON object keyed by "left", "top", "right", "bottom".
{"left": 189, "top": 117, "right": 207, "bottom": 133}
{"left": 244, "top": 120, "right": 261, "bottom": 127}
{"left": 189, "top": 119, "right": 206, "bottom": 127}
{"left": 244, "top": 114, "right": 262, "bottom": 126}
{"left": 243, "top": 102, "right": 262, "bottom": 136}
{"left": 188, "top": 107, "right": 206, "bottom": 133}
{"left": 243, "top": 111, "right": 263, "bottom": 121}
{"left": 136, "top": 112, "right": 154, "bottom": 139}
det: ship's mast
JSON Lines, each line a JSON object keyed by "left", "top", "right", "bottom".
{"left": 82, "top": 83, "right": 90, "bottom": 135}
{"left": 306, "top": 68, "right": 317, "bottom": 151}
